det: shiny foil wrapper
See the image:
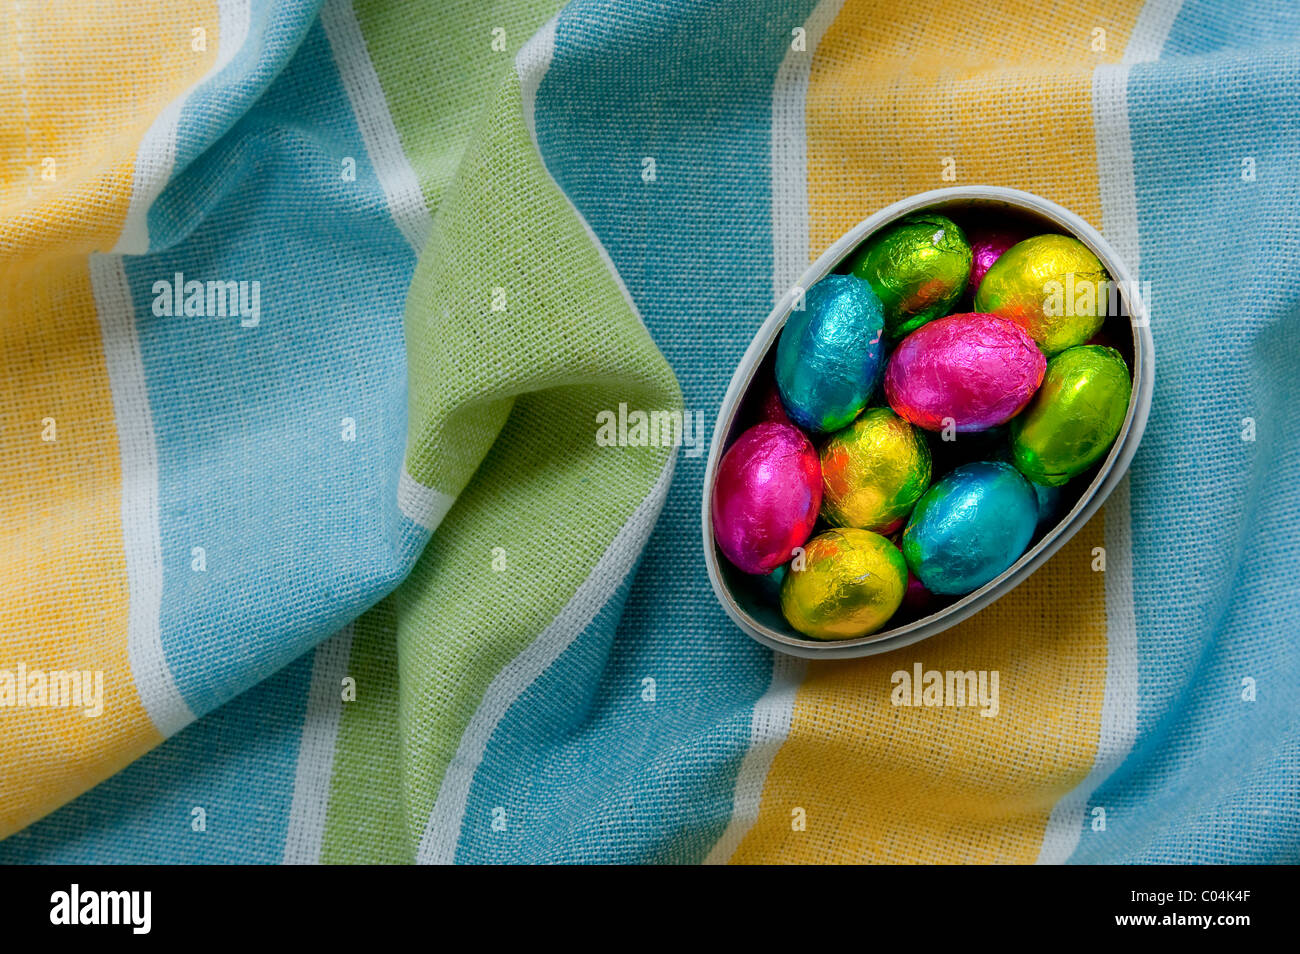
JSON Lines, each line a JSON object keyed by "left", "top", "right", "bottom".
{"left": 1011, "top": 345, "right": 1131, "bottom": 486}
{"left": 848, "top": 212, "right": 972, "bottom": 340}
{"left": 820, "top": 407, "right": 931, "bottom": 533}
{"left": 975, "top": 234, "right": 1109, "bottom": 355}
{"left": 712, "top": 422, "right": 822, "bottom": 574}
{"left": 775, "top": 274, "right": 885, "bottom": 433}
{"left": 966, "top": 226, "right": 1025, "bottom": 298}
{"left": 780, "top": 528, "right": 907, "bottom": 640}
{"left": 902, "top": 461, "right": 1038, "bottom": 595}
{"left": 885, "top": 313, "right": 1045, "bottom": 433}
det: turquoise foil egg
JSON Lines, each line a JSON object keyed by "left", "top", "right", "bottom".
{"left": 901, "top": 461, "right": 1038, "bottom": 595}
{"left": 775, "top": 274, "right": 885, "bottom": 433}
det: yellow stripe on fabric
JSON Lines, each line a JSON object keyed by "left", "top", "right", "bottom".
{"left": 732, "top": 0, "right": 1145, "bottom": 864}
{"left": 0, "top": 260, "right": 161, "bottom": 839}
{"left": 0, "top": 0, "right": 218, "bottom": 278}
{"left": 0, "top": 0, "right": 219, "bottom": 837}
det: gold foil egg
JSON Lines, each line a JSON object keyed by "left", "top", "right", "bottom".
{"left": 974, "top": 234, "right": 1109, "bottom": 355}
{"left": 820, "top": 408, "right": 931, "bottom": 533}
{"left": 780, "top": 528, "right": 908, "bottom": 640}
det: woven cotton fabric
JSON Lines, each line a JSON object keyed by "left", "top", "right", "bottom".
{"left": 1, "top": 0, "right": 1296, "bottom": 864}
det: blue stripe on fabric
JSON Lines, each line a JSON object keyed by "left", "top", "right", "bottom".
{"left": 0, "top": 655, "right": 312, "bottom": 864}
{"left": 1070, "top": 0, "right": 1300, "bottom": 862}
{"left": 126, "top": 20, "right": 426, "bottom": 718}
{"left": 453, "top": 0, "right": 818, "bottom": 864}
{"left": 148, "top": 0, "right": 325, "bottom": 254}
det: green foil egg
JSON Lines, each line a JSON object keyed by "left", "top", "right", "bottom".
{"left": 974, "top": 234, "right": 1109, "bottom": 356}
{"left": 820, "top": 408, "right": 931, "bottom": 534}
{"left": 1010, "top": 345, "right": 1131, "bottom": 486}
{"left": 847, "top": 213, "right": 972, "bottom": 340}
{"left": 780, "top": 528, "right": 907, "bottom": 640}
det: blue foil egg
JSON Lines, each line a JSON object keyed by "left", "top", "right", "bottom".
{"left": 901, "top": 461, "right": 1037, "bottom": 595}
{"left": 775, "top": 274, "right": 885, "bottom": 433}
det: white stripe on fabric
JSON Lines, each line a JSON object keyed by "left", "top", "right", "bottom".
{"left": 320, "top": 0, "right": 433, "bottom": 253}
{"left": 770, "top": 0, "right": 845, "bottom": 301}
{"left": 517, "top": 16, "right": 558, "bottom": 148}
{"left": 1036, "top": 1, "right": 1182, "bottom": 864}
{"left": 416, "top": 458, "right": 675, "bottom": 864}
{"left": 282, "top": 624, "right": 355, "bottom": 865}
{"left": 702, "top": 0, "right": 843, "bottom": 865}
{"left": 90, "top": 254, "right": 195, "bottom": 738}
{"left": 397, "top": 466, "right": 455, "bottom": 532}
{"left": 113, "top": 0, "right": 252, "bottom": 255}
{"left": 1122, "top": 0, "right": 1184, "bottom": 65}
{"left": 321, "top": 0, "right": 453, "bottom": 529}
{"left": 703, "top": 653, "right": 807, "bottom": 865}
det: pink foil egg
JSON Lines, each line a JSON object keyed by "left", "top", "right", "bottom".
{"left": 757, "top": 377, "right": 792, "bottom": 426}
{"left": 967, "top": 227, "right": 1025, "bottom": 297}
{"left": 885, "top": 312, "right": 1046, "bottom": 433}
{"left": 711, "top": 422, "right": 821, "bottom": 574}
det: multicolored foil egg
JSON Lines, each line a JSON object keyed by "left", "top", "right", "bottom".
{"left": 884, "top": 313, "right": 1046, "bottom": 433}
{"left": 966, "top": 226, "right": 1025, "bottom": 298}
{"left": 820, "top": 407, "right": 931, "bottom": 533}
{"left": 1011, "top": 345, "right": 1131, "bottom": 486}
{"left": 901, "top": 461, "right": 1038, "bottom": 595}
{"left": 780, "top": 528, "right": 907, "bottom": 640}
{"left": 847, "top": 212, "right": 973, "bottom": 340}
{"left": 711, "top": 422, "right": 822, "bottom": 574}
{"left": 775, "top": 274, "right": 885, "bottom": 433}
{"left": 975, "top": 234, "right": 1109, "bottom": 355}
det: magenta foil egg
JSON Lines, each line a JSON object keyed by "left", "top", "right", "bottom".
{"left": 711, "top": 422, "right": 822, "bottom": 574}
{"left": 885, "top": 312, "right": 1046, "bottom": 433}
{"left": 967, "top": 227, "right": 1025, "bottom": 297}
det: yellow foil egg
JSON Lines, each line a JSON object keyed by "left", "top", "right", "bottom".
{"left": 820, "top": 408, "right": 931, "bottom": 533}
{"left": 974, "top": 234, "right": 1109, "bottom": 356}
{"left": 780, "top": 528, "right": 907, "bottom": 640}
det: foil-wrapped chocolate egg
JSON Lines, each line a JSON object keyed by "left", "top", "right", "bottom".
{"left": 775, "top": 274, "right": 885, "bottom": 433}
{"left": 1011, "top": 345, "right": 1131, "bottom": 486}
{"left": 712, "top": 422, "right": 821, "bottom": 574}
{"left": 820, "top": 407, "right": 931, "bottom": 532}
{"left": 966, "top": 226, "right": 1025, "bottom": 298}
{"left": 975, "top": 234, "right": 1109, "bottom": 355}
{"left": 780, "top": 528, "right": 907, "bottom": 640}
{"left": 885, "top": 313, "right": 1045, "bottom": 433}
{"left": 901, "top": 461, "right": 1038, "bottom": 595}
{"left": 847, "top": 212, "right": 972, "bottom": 340}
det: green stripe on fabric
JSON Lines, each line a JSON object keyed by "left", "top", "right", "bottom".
{"left": 353, "top": 0, "right": 562, "bottom": 216}
{"left": 320, "top": 597, "right": 407, "bottom": 864}
{"left": 319, "top": 16, "right": 682, "bottom": 860}
{"left": 393, "top": 66, "right": 680, "bottom": 850}
{"left": 354, "top": 0, "right": 566, "bottom": 497}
